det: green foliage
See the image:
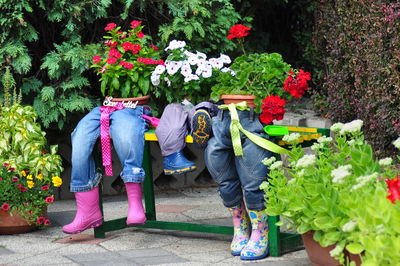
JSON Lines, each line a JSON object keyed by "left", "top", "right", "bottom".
{"left": 210, "top": 53, "right": 292, "bottom": 112}
{"left": 312, "top": 0, "right": 400, "bottom": 157}
{"left": 158, "top": 0, "right": 243, "bottom": 55}
{"left": 262, "top": 120, "right": 400, "bottom": 265}
{"left": 0, "top": 103, "right": 63, "bottom": 226}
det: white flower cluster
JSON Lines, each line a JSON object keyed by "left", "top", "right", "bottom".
{"left": 351, "top": 172, "right": 378, "bottom": 191}
{"left": 262, "top": 156, "right": 276, "bottom": 166}
{"left": 339, "top": 119, "right": 363, "bottom": 135}
{"left": 393, "top": 137, "right": 400, "bottom": 150}
{"left": 151, "top": 40, "right": 234, "bottom": 87}
{"left": 310, "top": 142, "right": 322, "bottom": 152}
{"left": 378, "top": 157, "right": 393, "bottom": 166}
{"left": 331, "top": 165, "right": 352, "bottom": 184}
{"left": 282, "top": 133, "right": 301, "bottom": 143}
{"left": 342, "top": 220, "right": 357, "bottom": 232}
{"left": 295, "top": 154, "right": 316, "bottom": 168}
{"left": 317, "top": 136, "right": 333, "bottom": 144}
{"left": 270, "top": 161, "right": 283, "bottom": 170}
{"left": 330, "top": 122, "right": 344, "bottom": 133}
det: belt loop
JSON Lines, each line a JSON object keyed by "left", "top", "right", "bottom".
{"left": 249, "top": 107, "right": 255, "bottom": 122}
{"left": 217, "top": 109, "right": 224, "bottom": 120}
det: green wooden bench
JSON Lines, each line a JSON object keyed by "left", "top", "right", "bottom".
{"left": 93, "top": 125, "right": 330, "bottom": 257}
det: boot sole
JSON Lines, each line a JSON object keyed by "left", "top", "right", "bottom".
{"left": 240, "top": 249, "right": 269, "bottom": 261}
{"left": 62, "top": 218, "right": 103, "bottom": 234}
{"left": 192, "top": 110, "right": 212, "bottom": 148}
{"left": 127, "top": 218, "right": 147, "bottom": 226}
{"left": 164, "top": 165, "right": 197, "bottom": 175}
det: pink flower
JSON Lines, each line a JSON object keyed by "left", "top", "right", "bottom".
{"left": 19, "top": 186, "right": 27, "bottom": 192}
{"left": 105, "top": 23, "right": 117, "bottom": 31}
{"left": 41, "top": 185, "right": 49, "bottom": 190}
{"left": 119, "top": 61, "right": 134, "bottom": 69}
{"left": 130, "top": 20, "right": 142, "bottom": 28}
{"left": 136, "top": 31, "right": 145, "bottom": 38}
{"left": 44, "top": 219, "right": 51, "bottom": 226}
{"left": 108, "top": 48, "right": 121, "bottom": 59}
{"left": 1, "top": 203, "right": 10, "bottom": 211}
{"left": 8, "top": 167, "right": 15, "bottom": 172}
{"left": 12, "top": 177, "right": 18, "bottom": 182}
{"left": 121, "top": 42, "right": 134, "bottom": 51}
{"left": 3, "top": 163, "right": 9, "bottom": 166}
{"left": 45, "top": 196, "right": 54, "bottom": 203}
{"left": 106, "top": 57, "right": 118, "bottom": 64}
{"left": 0, "top": 177, "right": 2, "bottom": 181}
{"left": 37, "top": 217, "right": 46, "bottom": 225}
{"left": 150, "top": 44, "right": 159, "bottom": 51}
{"left": 23, "top": 202, "right": 29, "bottom": 206}
{"left": 92, "top": 55, "right": 101, "bottom": 64}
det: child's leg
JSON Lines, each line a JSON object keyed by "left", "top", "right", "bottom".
{"left": 156, "top": 103, "right": 196, "bottom": 175}
{"left": 63, "top": 107, "right": 103, "bottom": 234}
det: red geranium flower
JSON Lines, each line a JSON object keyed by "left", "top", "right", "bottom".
{"left": 260, "top": 95, "right": 286, "bottom": 124}
{"left": 385, "top": 175, "right": 400, "bottom": 204}
{"left": 45, "top": 196, "right": 54, "bottom": 203}
{"left": 121, "top": 42, "right": 134, "bottom": 51}
{"left": 108, "top": 48, "right": 122, "bottom": 59}
{"left": 92, "top": 56, "right": 101, "bottom": 64}
{"left": 1, "top": 203, "right": 10, "bottom": 211}
{"left": 119, "top": 61, "right": 134, "bottom": 69}
{"left": 104, "top": 23, "right": 116, "bottom": 31}
{"left": 283, "top": 70, "right": 311, "bottom": 98}
{"left": 227, "top": 24, "right": 251, "bottom": 40}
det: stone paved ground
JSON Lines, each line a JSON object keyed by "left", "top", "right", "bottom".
{"left": 0, "top": 187, "right": 311, "bottom": 266}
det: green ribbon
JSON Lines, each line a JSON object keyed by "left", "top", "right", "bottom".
{"left": 218, "top": 101, "right": 289, "bottom": 156}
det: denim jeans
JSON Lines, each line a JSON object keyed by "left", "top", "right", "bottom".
{"left": 70, "top": 106, "right": 149, "bottom": 192}
{"left": 204, "top": 109, "right": 273, "bottom": 210}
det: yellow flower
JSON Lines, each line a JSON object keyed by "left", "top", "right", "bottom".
{"left": 27, "top": 180, "right": 35, "bottom": 188}
{"left": 52, "top": 176, "right": 62, "bottom": 187}
{"left": 27, "top": 174, "right": 33, "bottom": 180}
{"left": 37, "top": 174, "right": 43, "bottom": 180}
{"left": 21, "top": 170, "right": 27, "bottom": 177}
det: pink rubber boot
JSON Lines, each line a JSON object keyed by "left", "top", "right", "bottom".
{"left": 62, "top": 187, "right": 103, "bottom": 234}
{"left": 126, "top": 182, "right": 147, "bottom": 225}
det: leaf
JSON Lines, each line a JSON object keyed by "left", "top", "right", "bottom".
{"left": 345, "top": 243, "right": 364, "bottom": 254}
{"left": 138, "top": 76, "right": 149, "bottom": 95}
{"left": 111, "top": 77, "right": 120, "bottom": 91}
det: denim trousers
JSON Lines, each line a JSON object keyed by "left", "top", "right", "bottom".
{"left": 70, "top": 106, "right": 149, "bottom": 192}
{"left": 204, "top": 109, "right": 272, "bottom": 210}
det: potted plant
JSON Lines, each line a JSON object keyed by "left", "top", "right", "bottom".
{"left": 0, "top": 68, "right": 63, "bottom": 234}
{"left": 210, "top": 24, "right": 311, "bottom": 125}
{"left": 150, "top": 39, "right": 234, "bottom": 104}
{"left": 261, "top": 120, "right": 400, "bottom": 265}
{"left": 90, "top": 20, "right": 164, "bottom": 103}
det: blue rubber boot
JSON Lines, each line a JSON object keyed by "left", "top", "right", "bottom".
{"left": 163, "top": 151, "right": 196, "bottom": 175}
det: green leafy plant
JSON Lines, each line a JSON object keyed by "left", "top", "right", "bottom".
{"left": 261, "top": 120, "right": 400, "bottom": 265}
{"left": 91, "top": 21, "right": 164, "bottom": 98}
{"left": 0, "top": 80, "right": 63, "bottom": 227}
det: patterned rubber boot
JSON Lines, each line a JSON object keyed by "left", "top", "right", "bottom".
{"left": 163, "top": 151, "right": 196, "bottom": 175}
{"left": 191, "top": 109, "right": 212, "bottom": 148}
{"left": 240, "top": 209, "right": 269, "bottom": 260}
{"left": 228, "top": 202, "right": 251, "bottom": 256}
{"left": 62, "top": 187, "right": 103, "bottom": 234}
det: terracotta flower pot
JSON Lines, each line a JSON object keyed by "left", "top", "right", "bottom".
{"left": 346, "top": 252, "right": 363, "bottom": 266}
{"left": 301, "top": 231, "right": 341, "bottom": 266}
{"left": 220, "top": 94, "right": 257, "bottom": 108}
{"left": 0, "top": 209, "right": 38, "bottom": 235}
{"left": 108, "top": 95, "right": 150, "bottom": 106}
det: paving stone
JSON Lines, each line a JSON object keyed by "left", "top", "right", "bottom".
{"left": 133, "top": 254, "right": 188, "bottom": 265}
{"left": 156, "top": 204, "right": 196, "bottom": 213}
{"left": 64, "top": 251, "right": 125, "bottom": 263}
{"left": 54, "top": 233, "right": 116, "bottom": 244}
{"left": 0, "top": 247, "right": 14, "bottom": 255}
{"left": 117, "top": 247, "right": 173, "bottom": 258}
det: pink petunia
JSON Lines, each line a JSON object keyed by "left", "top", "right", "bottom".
{"left": 45, "top": 196, "right": 54, "bottom": 203}
{"left": 1, "top": 203, "right": 10, "bottom": 211}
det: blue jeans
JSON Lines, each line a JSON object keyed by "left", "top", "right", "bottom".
{"left": 204, "top": 109, "right": 272, "bottom": 210}
{"left": 70, "top": 106, "right": 149, "bottom": 192}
